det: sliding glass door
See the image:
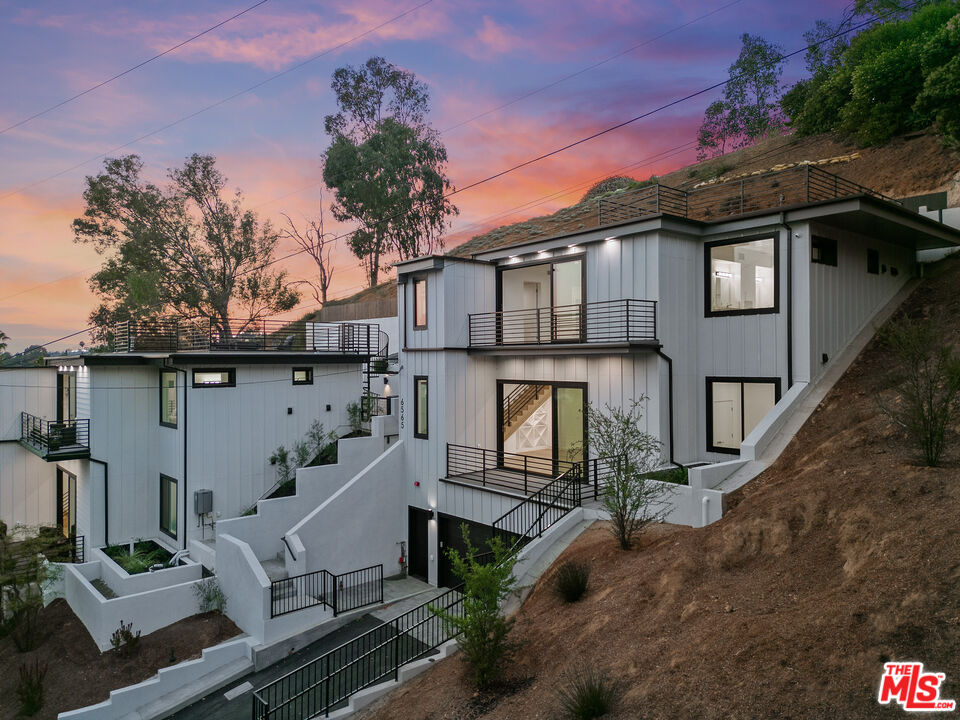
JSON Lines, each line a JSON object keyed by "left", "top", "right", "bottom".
{"left": 499, "top": 381, "right": 585, "bottom": 474}
{"left": 707, "top": 377, "right": 780, "bottom": 453}
{"left": 498, "top": 257, "right": 584, "bottom": 343}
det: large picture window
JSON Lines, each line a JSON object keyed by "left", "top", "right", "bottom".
{"left": 706, "top": 237, "right": 777, "bottom": 315}
{"left": 707, "top": 377, "right": 781, "bottom": 453}
{"left": 160, "top": 474, "right": 178, "bottom": 539}
{"left": 413, "top": 278, "right": 427, "bottom": 329}
{"left": 414, "top": 376, "right": 428, "bottom": 438}
{"left": 160, "top": 371, "right": 177, "bottom": 427}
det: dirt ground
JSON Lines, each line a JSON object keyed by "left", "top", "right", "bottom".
{"left": 0, "top": 600, "right": 240, "bottom": 720}
{"left": 359, "top": 256, "right": 960, "bottom": 719}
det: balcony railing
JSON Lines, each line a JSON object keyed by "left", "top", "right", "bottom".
{"left": 597, "top": 165, "right": 903, "bottom": 225}
{"left": 468, "top": 299, "right": 656, "bottom": 348}
{"left": 445, "top": 443, "right": 580, "bottom": 495}
{"left": 20, "top": 412, "right": 90, "bottom": 460}
{"left": 270, "top": 564, "right": 383, "bottom": 619}
{"left": 111, "top": 317, "right": 379, "bottom": 355}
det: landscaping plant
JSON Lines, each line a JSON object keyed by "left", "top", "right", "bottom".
{"left": 556, "top": 665, "right": 622, "bottom": 720}
{"left": 193, "top": 577, "right": 228, "bottom": 633}
{"left": 109, "top": 619, "right": 141, "bottom": 657}
{"left": 878, "top": 313, "right": 960, "bottom": 466}
{"left": 0, "top": 524, "right": 58, "bottom": 651}
{"left": 553, "top": 560, "right": 590, "bottom": 603}
{"left": 431, "top": 526, "right": 518, "bottom": 688}
{"left": 16, "top": 658, "right": 47, "bottom": 716}
{"left": 579, "top": 399, "right": 668, "bottom": 550}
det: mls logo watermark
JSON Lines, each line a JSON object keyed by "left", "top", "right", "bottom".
{"left": 879, "top": 662, "right": 956, "bottom": 712}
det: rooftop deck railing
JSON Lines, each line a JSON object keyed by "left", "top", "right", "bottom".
{"left": 468, "top": 299, "right": 657, "bottom": 347}
{"left": 20, "top": 412, "right": 90, "bottom": 458}
{"left": 111, "top": 317, "right": 379, "bottom": 355}
{"left": 596, "top": 165, "right": 903, "bottom": 225}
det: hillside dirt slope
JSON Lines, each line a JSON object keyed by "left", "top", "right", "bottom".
{"left": 358, "top": 256, "right": 960, "bottom": 719}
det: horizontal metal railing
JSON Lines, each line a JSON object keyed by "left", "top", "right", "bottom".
{"left": 271, "top": 564, "right": 384, "bottom": 619}
{"left": 254, "top": 585, "right": 466, "bottom": 719}
{"left": 110, "top": 317, "right": 379, "bottom": 355}
{"left": 445, "top": 443, "right": 579, "bottom": 495}
{"left": 20, "top": 412, "right": 90, "bottom": 456}
{"left": 597, "top": 165, "right": 903, "bottom": 225}
{"left": 468, "top": 299, "right": 657, "bottom": 347}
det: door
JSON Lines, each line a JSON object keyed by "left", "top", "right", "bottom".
{"left": 499, "top": 381, "right": 587, "bottom": 476}
{"left": 407, "top": 506, "right": 431, "bottom": 582}
{"left": 56, "top": 468, "right": 77, "bottom": 538}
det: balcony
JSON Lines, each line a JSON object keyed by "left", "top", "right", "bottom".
{"left": 468, "top": 299, "right": 657, "bottom": 350}
{"left": 445, "top": 443, "right": 580, "bottom": 496}
{"left": 597, "top": 164, "right": 902, "bottom": 225}
{"left": 20, "top": 412, "right": 90, "bottom": 461}
{"left": 112, "top": 317, "right": 380, "bottom": 357}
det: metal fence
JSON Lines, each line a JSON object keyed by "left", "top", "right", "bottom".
{"left": 20, "top": 412, "right": 90, "bottom": 456}
{"left": 492, "top": 464, "right": 582, "bottom": 541}
{"left": 468, "top": 299, "right": 657, "bottom": 347}
{"left": 254, "top": 585, "right": 465, "bottom": 719}
{"left": 111, "top": 317, "right": 380, "bottom": 355}
{"left": 597, "top": 165, "right": 903, "bottom": 226}
{"left": 271, "top": 564, "right": 383, "bottom": 619}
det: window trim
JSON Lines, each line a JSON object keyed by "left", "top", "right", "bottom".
{"left": 413, "top": 376, "right": 428, "bottom": 439}
{"left": 292, "top": 367, "right": 314, "bottom": 385}
{"left": 704, "top": 234, "right": 780, "bottom": 318}
{"left": 159, "top": 370, "right": 178, "bottom": 428}
{"left": 811, "top": 235, "right": 838, "bottom": 267}
{"left": 159, "top": 474, "right": 178, "bottom": 540}
{"left": 413, "top": 278, "right": 428, "bottom": 330}
{"left": 191, "top": 368, "right": 236, "bottom": 388}
{"left": 705, "top": 376, "right": 782, "bottom": 455}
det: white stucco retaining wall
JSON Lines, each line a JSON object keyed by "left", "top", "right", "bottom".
{"left": 285, "top": 440, "right": 406, "bottom": 579}
{"left": 91, "top": 546, "right": 201, "bottom": 597}
{"left": 64, "top": 561, "right": 205, "bottom": 651}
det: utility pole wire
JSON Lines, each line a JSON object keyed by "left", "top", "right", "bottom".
{"left": 0, "top": 0, "right": 271, "bottom": 136}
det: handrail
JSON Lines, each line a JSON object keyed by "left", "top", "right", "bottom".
{"left": 281, "top": 535, "right": 297, "bottom": 562}
{"left": 270, "top": 563, "right": 383, "bottom": 619}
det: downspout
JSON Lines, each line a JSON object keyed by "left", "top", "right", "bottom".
{"left": 166, "top": 364, "right": 189, "bottom": 551}
{"left": 780, "top": 213, "right": 794, "bottom": 389}
{"left": 655, "top": 349, "right": 682, "bottom": 468}
{"left": 89, "top": 457, "right": 109, "bottom": 547}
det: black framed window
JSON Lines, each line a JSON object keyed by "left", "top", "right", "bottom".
{"left": 414, "top": 376, "right": 428, "bottom": 438}
{"left": 867, "top": 248, "right": 880, "bottom": 274}
{"left": 706, "top": 377, "right": 781, "bottom": 454}
{"left": 160, "top": 370, "right": 178, "bottom": 427}
{"left": 811, "top": 236, "right": 838, "bottom": 266}
{"left": 192, "top": 368, "right": 236, "bottom": 388}
{"left": 705, "top": 236, "right": 778, "bottom": 316}
{"left": 292, "top": 367, "right": 313, "bottom": 385}
{"left": 413, "top": 278, "right": 427, "bottom": 329}
{"left": 160, "top": 474, "right": 177, "bottom": 539}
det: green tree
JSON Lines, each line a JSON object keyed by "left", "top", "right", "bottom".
{"left": 73, "top": 154, "right": 299, "bottom": 337}
{"left": 697, "top": 34, "right": 785, "bottom": 159}
{"left": 0, "top": 330, "right": 8, "bottom": 354}
{"left": 322, "top": 57, "right": 457, "bottom": 286}
{"left": 914, "top": 14, "right": 960, "bottom": 146}
{"left": 431, "top": 526, "right": 518, "bottom": 688}
{"left": 580, "top": 399, "right": 667, "bottom": 550}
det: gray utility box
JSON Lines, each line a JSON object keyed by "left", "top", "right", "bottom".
{"left": 194, "top": 489, "right": 213, "bottom": 515}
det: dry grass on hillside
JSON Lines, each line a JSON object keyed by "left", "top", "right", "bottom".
{"left": 358, "top": 257, "right": 960, "bottom": 719}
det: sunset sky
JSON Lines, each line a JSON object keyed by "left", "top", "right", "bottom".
{"left": 0, "top": 0, "right": 847, "bottom": 353}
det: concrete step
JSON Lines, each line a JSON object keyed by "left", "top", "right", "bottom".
{"left": 260, "top": 558, "right": 288, "bottom": 582}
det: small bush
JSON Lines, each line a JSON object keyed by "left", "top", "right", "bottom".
{"left": 110, "top": 619, "right": 141, "bottom": 657}
{"left": 193, "top": 577, "right": 228, "bottom": 633}
{"left": 16, "top": 659, "right": 47, "bottom": 716}
{"left": 553, "top": 561, "right": 590, "bottom": 603}
{"left": 556, "top": 666, "right": 621, "bottom": 720}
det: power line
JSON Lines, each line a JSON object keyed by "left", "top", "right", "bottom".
{"left": 2, "top": 3, "right": 910, "bottom": 360}
{"left": 0, "top": 0, "right": 437, "bottom": 202}
{"left": 0, "top": 0, "right": 271, "bottom": 136}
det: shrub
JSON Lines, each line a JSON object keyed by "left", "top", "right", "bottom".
{"left": 430, "top": 526, "right": 518, "bottom": 688}
{"left": 193, "top": 577, "right": 228, "bottom": 633}
{"left": 346, "top": 401, "right": 364, "bottom": 434}
{"left": 553, "top": 561, "right": 590, "bottom": 603}
{"left": 556, "top": 666, "right": 621, "bottom": 719}
{"left": 16, "top": 659, "right": 47, "bottom": 716}
{"left": 877, "top": 313, "right": 960, "bottom": 466}
{"left": 110, "top": 619, "right": 141, "bottom": 657}
{"left": 9, "top": 599, "right": 42, "bottom": 652}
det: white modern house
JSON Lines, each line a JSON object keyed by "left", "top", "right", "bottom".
{"left": 0, "top": 317, "right": 385, "bottom": 556}
{"left": 391, "top": 165, "right": 960, "bottom": 586}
